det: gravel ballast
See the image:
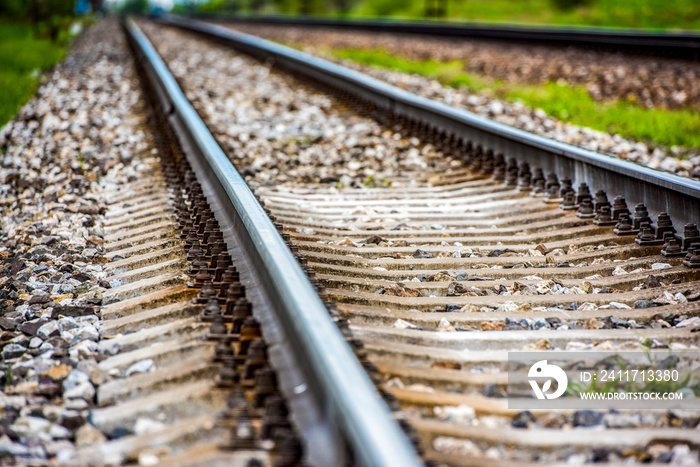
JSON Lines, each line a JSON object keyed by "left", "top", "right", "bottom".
{"left": 138, "top": 22, "right": 454, "bottom": 189}
{"left": 0, "top": 18, "right": 157, "bottom": 464}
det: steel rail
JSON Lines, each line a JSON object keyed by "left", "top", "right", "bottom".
{"left": 157, "top": 15, "right": 700, "bottom": 229}
{"left": 187, "top": 13, "right": 700, "bottom": 59}
{"left": 122, "top": 17, "right": 421, "bottom": 467}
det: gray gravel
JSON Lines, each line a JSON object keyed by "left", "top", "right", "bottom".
{"left": 0, "top": 18, "right": 156, "bottom": 464}
{"left": 138, "top": 22, "right": 455, "bottom": 191}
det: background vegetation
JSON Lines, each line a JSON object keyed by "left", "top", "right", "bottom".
{"left": 117, "top": 0, "right": 149, "bottom": 14}
{"left": 181, "top": 0, "right": 700, "bottom": 30}
{"left": 0, "top": 23, "right": 66, "bottom": 127}
{"left": 0, "top": 0, "right": 96, "bottom": 128}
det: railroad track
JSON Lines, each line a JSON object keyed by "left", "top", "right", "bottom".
{"left": 185, "top": 13, "right": 700, "bottom": 60}
{"left": 64, "top": 17, "right": 415, "bottom": 467}
{"left": 65, "top": 16, "right": 700, "bottom": 466}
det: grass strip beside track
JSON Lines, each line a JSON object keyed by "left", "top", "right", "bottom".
{"left": 332, "top": 48, "right": 700, "bottom": 151}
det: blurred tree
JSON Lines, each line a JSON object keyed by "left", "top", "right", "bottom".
{"left": 424, "top": 0, "right": 447, "bottom": 18}
{"left": 550, "top": 0, "right": 592, "bottom": 11}
{"left": 193, "top": 0, "right": 357, "bottom": 15}
{"left": 196, "top": 0, "right": 243, "bottom": 14}
{"left": 270, "top": 0, "right": 294, "bottom": 14}
{"left": 249, "top": 0, "right": 265, "bottom": 13}
{"left": 118, "top": 0, "right": 148, "bottom": 13}
{"left": 27, "top": 0, "right": 75, "bottom": 41}
{"left": 298, "top": 0, "right": 326, "bottom": 15}
{"left": 0, "top": 0, "right": 31, "bottom": 19}
{"left": 334, "top": 0, "right": 350, "bottom": 15}
{"left": 88, "top": 0, "right": 104, "bottom": 13}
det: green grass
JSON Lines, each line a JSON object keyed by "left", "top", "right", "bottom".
{"left": 0, "top": 70, "right": 42, "bottom": 128}
{"left": 331, "top": 47, "right": 700, "bottom": 149}
{"left": 334, "top": 48, "right": 463, "bottom": 82}
{"left": 333, "top": 48, "right": 493, "bottom": 91}
{"left": 507, "top": 83, "right": 700, "bottom": 148}
{"left": 0, "top": 22, "right": 70, "bottom": 129}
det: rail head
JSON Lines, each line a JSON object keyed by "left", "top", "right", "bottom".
{"left": 123, "top": 17, "right": 422, "bottom": 467}
{"left": 159, "top": 15, "right": 700, "bottom": 228}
